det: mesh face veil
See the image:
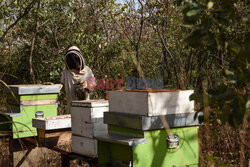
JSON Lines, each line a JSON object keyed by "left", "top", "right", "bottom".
{"left": 64, "top": 46, "right": 85, "bottom": 71}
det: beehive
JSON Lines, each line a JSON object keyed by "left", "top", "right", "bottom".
{"left": 0, "top": 84, "right": 61, "bottom": 138}
{"left": 71, "top": 100, "right": 109, "bottom": 157}
{"left": 97, "top": 89, "right": 203, "bottom": 167}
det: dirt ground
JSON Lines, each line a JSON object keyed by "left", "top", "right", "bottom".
{"left": 0, "top": 134, "right": 90, "bottom": 167}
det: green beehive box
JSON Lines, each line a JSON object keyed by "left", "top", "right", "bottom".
{"left": 97, "top": 112, "right": 203, "bottom": 167}
{"left": 0, "top": 84, "right": 62, "bottom": 138}
{"left": 98, "top": 127, "right": 199, "bottom": 167}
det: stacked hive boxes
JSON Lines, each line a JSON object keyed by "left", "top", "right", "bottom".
{"left": 97, "top": 90, "right": 203, "bottom": 167}
{"left": 0, "top": 84, "right": 61, "bottom": 138}
{"left": 71, "top": 100, "right": 109, "bottom": 157}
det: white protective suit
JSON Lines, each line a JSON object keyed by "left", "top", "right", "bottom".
{"left": 60, "top": 46, "right": 94, "bottom": 114}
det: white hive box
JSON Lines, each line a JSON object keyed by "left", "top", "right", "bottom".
{"left": 71, "top": 100, "right": 108, "bottom": 157}
{"left": 71, "top": 100, "right": 109, "bottom": 138}
{"left": 72, "top": 135, "right": 97, "bottom": 157}
{"left": 109, "top": 89, "right": 194, "bottom": 116}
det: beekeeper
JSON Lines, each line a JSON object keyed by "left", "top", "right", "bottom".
{"left": 60, "top": 46, "right": 94, "bottom": 114}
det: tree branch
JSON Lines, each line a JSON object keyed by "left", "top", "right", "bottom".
{"left": 0, "top": 0, "right": 37, "bottom": 43}
{"left": 29, "top": 0, "right": 40, "bottom": 83}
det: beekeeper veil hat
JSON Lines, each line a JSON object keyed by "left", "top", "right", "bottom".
{"left": 64, "top": 46, "right": 85, "bottom": 70}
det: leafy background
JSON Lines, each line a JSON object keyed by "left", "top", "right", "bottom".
{"left": 0, "top": 0, "right": 249, "bottom": 166}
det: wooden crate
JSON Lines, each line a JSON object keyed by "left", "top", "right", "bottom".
{"left": 71, "top": 100, "right": 109, "bottom": 138}
{"left": 72, "top": 135, "right": 97, "bottom": 157}
{"left": 109, "top": 90, "right": 194, "bottom": 116}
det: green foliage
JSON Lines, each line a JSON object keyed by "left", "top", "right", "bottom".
{"left": 182, "top": 0, "right": 249, "bottom": 127}
{"left": 0, "top": 0, "right": 249, "bottom": 127}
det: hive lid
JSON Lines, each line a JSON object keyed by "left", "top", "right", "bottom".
{"left": 4, "top": 84, "right": 62, "bottom": 95}
{"left": 71, "top": 99, "right": 109, "bottom": 108}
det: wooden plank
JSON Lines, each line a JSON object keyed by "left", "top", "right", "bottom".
{"left": 72, "top": 135, "right": 98, "bottom": 157}
{"left": 7, "top": 99, "right": 57, "bottom": 106}
{"left": 104, "top": 112, "right": 203, "bottom": 130}
{"left": 71, "top": 99, "right": 108, "bottom": 108}
{"left": 109, "top": 90, "right": 194, "bottom": 116}
{"left": 4, "top": 84, "right": 62, "bottom": 95}
{"left": 32, "top": 115, "right": 71, "bottom": 130}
